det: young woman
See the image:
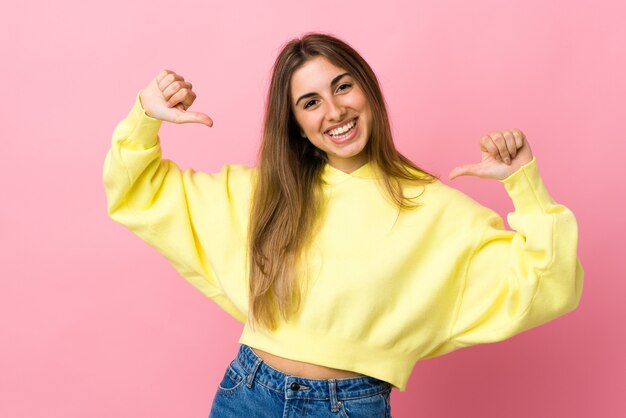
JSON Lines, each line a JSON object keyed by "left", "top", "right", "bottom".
{"left": 103, "top": 33, "right": 583, "bottom": 417}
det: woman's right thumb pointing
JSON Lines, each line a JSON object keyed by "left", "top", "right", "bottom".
{"left": 188, "top": 112, "right": 214, "bottom": 127}
{"left": 175, "top": 107, "right": 214, "bottom": 127}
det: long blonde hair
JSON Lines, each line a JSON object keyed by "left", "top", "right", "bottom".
{"left": 247, "top": 32, "right": 439, "bottom": 331}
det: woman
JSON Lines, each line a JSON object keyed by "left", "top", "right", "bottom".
{"left": 103, "top": 33, "right": 583, "bottom": 417}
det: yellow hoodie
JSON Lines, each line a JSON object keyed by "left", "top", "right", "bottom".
{"left": 102, "top": 91, "right": 584, "bottom": 392}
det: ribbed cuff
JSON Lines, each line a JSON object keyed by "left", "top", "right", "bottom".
{"left": 122, "top": 89, "right": 162, "bottom": 149}
{"left": 498, "top": 156, "right": 555, "bottom": 213}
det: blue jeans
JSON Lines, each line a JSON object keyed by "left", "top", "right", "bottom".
{"left": 209, "top": 344, "right": 393, "bottom": 417}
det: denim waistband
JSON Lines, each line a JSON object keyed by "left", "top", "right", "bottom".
{"left": 235, "top": 343, "right": 391, "bottom": 400}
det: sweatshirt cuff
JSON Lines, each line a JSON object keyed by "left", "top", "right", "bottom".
{"left": 121, "top": 90, "right": 163, "bottom": 149}
{"left": 498, "top": 156, "right": 555, "bottom": 213}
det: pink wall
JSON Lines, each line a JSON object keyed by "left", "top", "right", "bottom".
{"left": 1, "top": 0, "right": 623, "bottom": 416}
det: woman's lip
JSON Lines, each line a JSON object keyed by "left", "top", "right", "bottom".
{"left": 325, "top": 117, "right": 359, "bottom": 144}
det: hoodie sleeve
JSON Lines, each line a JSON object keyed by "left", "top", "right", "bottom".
{"left": 447, "top": 156, "right": 584, "bottom": 347}
{"left": 102, "top": 90, "right": 255, "bottom": 323}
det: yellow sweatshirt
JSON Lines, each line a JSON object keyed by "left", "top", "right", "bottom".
{"left": 102, "top": 91, "right": 584, "bottom": 392}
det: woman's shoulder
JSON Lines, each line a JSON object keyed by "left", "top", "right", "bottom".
{"left": 399, "top": 167, "right": 495, "bottom": 221}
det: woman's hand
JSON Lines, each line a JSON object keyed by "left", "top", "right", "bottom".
{"left": 139, "top": 69, "right": 213, "bottom": 127}
{"left": 448, "top": 128, "right": 534, "bottom": 181}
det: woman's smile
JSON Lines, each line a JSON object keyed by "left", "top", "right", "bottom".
{"left": 325, "top": 117, "right": 359, "bottom": 144}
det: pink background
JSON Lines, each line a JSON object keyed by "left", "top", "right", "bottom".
{"left": 1, "top": 0, "right": 623, "bottom": 417}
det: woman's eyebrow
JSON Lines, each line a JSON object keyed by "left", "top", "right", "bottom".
{"left": 294, "top": 72, "right": 351, "bottom": 106}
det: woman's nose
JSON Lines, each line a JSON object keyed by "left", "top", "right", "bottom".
{"left": 326, "top": 99, "right": 347, "bottom": 121}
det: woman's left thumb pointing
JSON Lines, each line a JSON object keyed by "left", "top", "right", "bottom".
{"left": 448, "top": 163, "right": 478, "bottom": 180}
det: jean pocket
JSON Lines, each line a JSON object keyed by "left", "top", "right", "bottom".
{"left": 217, "top": 360, "right": 246, "bottom": 394}
{"left": 340, "top": 392, "right": 389, "bottom": 418}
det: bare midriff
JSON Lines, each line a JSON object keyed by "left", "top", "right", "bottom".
{"left": 250, "top": 347, "right": 365, "bottom": 379}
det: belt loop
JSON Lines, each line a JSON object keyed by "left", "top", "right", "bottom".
{"left": 245, "top": 356, "right": 263, "bottom": 388}
{"left": 328, "top": 379, "right": 341, "bottom": 412}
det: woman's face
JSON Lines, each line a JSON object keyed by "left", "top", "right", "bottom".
{"left": 290, "top": 56, "right": 372, "bottom": 173}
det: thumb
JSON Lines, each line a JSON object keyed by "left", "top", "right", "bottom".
{"left": 448, "top": 162, "right": 483, "bottom": 180}
{"left": 174, "top": 104, "right": 214, "bottom": 127}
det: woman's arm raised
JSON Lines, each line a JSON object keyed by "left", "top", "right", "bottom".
{"left": 445, "top": 130, "right": 584, "bottom": 347}
{"left": 101, "top": 70, "right": 254, "bottom": 323}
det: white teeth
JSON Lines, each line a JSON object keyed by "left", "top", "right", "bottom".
{"left": 327, "top": 119, "right": 356, "bottom": 136}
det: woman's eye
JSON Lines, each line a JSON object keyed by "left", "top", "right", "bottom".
{"left": 337, "top": 83, "right": 352, "bottom": 92}
{"left": 303, "top": 84, "right": 351, "bottom": 109}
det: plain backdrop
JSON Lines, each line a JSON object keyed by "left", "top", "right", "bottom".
{"left": 1, "top": 0, "right": 624, "bottom": 417}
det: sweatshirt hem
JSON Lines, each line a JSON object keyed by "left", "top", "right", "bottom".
{"left": 238, "top": 324, "right": 416, "bottom": 392}
{"left": 118, "top": 90, "right": 162, "bottom": 149}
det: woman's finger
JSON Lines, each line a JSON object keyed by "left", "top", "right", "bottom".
{"left": 181, "top": 89, "right": 196, "bottom": 108}
{"left": 162, "top": 80, "right": 190, "bottom": 103}
{"left": 167, "top": 87, "right": 192, "bottom": 107}
{"left": 176, "top": 110, "right": 214, "bottom": 127}
{"left": 490, "top": 132, "right": 511, "bottom": 163}
{"left": 512, "top": 129, "right": 525, "bottom": 149}
{"left": 160, "top": 71, "right": 184, "bottom": 87}
{"left": 159, "top": 73, "right": 185, "bottom": 97}
{"left": 481, "top": 136, "right": 502, "bottom": 161}
{"left": 156, "top": 69, "right": 173, "bottom": 85}
{"left": 502, "top": 130, "right": 517, "bottom": 159}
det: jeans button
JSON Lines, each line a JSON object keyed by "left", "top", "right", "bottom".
{"left": 290, "top": 382, "right": 300, "bottom": 391}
